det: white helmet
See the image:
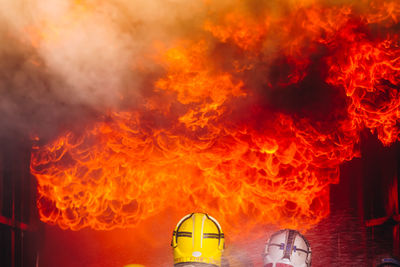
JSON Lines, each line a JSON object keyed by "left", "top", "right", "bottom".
{"left": 264, "top": 229, "right": 311, "bottom": 267}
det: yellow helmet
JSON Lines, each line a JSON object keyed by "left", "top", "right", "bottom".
{"left": 171, "top": 213, "right": 225, "bottom": 266}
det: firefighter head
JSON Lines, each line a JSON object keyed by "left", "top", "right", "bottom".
{"left": 263, "top": 229, "right": 311, "bottom": 267}
{"left": 377, "top": 257, "right": 400, "bottom": 267}
{"left": 171, "top": 213, "right": 225, "bottom": 267}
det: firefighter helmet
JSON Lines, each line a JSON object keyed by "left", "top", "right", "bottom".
{"left": 377, "top": 257, "right": 400, "bottom": 267}
{"left": 264, "top": 229, "right": 311, "bottom": 267}
{"left": 171, "top": 213, "right": 225, "bottom": 266}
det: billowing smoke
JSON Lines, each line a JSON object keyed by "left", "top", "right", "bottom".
{"left": 1, "top": 0, "right": 398, "bottom": 141}
{"left": 0, "top": 0, "right": 207, "bottom": 141}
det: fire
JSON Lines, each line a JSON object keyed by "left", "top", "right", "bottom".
{"left": 327, "top": 35, "right": 400, "bottom": 145}
{"left": 30, "top": 0, "right": 400, "bottom": 238}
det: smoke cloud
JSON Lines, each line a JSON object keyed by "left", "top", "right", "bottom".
{"left": 1, "top": 0, "right": 396, "bottom": 142}
{"left": 0, "top": 0, "right": 208, "bottom": 141}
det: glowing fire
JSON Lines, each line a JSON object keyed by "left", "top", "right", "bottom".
{"left": 31, "top": 0, "right": 400, "bottom": 236}
{"left": 327, "top": 35, "right": 400, "bottom": 145}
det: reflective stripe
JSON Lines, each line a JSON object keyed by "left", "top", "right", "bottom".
{"left": 201, "top": 214, "right": 206, "bottom": 248}
{"left": 192, "top": 214, "right": 195, "bottom": 248}
{"left": 192, "top": 213, "right": 206, "bottom": 252}
{"left": 176, "top": 232, "right": 192, "bottom": 237}
{"left": 203, "top": 233, "right": 221, "bottom": 238}
{"left": 174, "top": 256, "right": 220, "bottom": 265}
{"left": 283, "top": 230, "right": 296, "bottom": 259}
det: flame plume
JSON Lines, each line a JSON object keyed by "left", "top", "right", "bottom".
{"left": 30, "top": 0, "right": 400, "bottom": 237}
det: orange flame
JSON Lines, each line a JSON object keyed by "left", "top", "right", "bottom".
{"left": 327, "top": 30, "right": 400, "bottom": 145}
{"left": 31, "top": 0, "right": 400, "bottom": 237}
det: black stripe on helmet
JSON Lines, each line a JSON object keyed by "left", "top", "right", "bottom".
{"left": 177, "top": 231, "right": 193, "bottom": 237}
{"left": 174, "top": 213, "right": 195, "bottom": 245}
{"left": 205, "top": 214, "right": 223, "bottom": 247}
{"left": 203, "top": 233, "right": 222, "bottom": 239}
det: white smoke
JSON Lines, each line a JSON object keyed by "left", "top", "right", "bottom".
{"left": 0, "top": 0, "right": 207, "bottom": 140}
